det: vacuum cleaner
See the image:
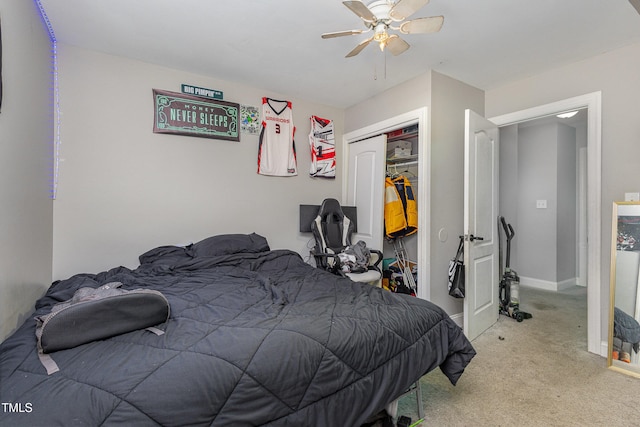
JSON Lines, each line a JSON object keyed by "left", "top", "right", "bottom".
{"left": 498, "top": 216, "right": 532, "bottom": 322}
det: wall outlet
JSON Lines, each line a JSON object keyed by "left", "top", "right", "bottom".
{"left": 536, "top": 200, "right": 547, "bottom": 209}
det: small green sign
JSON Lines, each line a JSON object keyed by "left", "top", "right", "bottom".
{"left": 153, "top": 89, "right": 239, "bottom": 141}
{"left": 181, "top": 84, "right": 223, "bottom": 100}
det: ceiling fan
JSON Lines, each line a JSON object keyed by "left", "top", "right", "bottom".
{"left": 322, "top": 0, "right": 444, "bottom": 57}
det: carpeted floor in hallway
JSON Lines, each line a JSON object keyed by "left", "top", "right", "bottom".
{"left": 397, "top": 286, "right": 640, "bottom": 426}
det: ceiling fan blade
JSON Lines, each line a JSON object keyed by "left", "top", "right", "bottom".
{"left": 322, "top": 29, "right": 364, "bottom": 39}
{"left": 399, "top": 16, "right": 444, "bottom": 34}
{"left": 346, "top": 37, "right": 373, "bottom": 57}
{"left": 343, "top": 1, "right": 376, "bottom": 22}
{"left": 386, "top": 35, "right": 410, "bottom": 56}
{"left": 389, "top": 0, "right": 430, "bottom": 21}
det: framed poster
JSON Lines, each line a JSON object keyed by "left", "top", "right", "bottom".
{"left": 153, "top": 89, "right": 239, "bottom": 141}
{"left": 240, "top": 104, "right": 260, "bottom": 135}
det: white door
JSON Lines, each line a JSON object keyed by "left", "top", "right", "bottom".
{"left": 463, "top": 109, "right": 500, "bottom": 341}
{"left": 346, "top": 135, "right": 386, "bottom": 251}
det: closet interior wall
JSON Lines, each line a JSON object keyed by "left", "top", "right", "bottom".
{"left": 383, "top": 125, "right": 420, "bottom": 265}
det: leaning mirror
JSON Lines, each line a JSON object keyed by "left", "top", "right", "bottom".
{"left": 608, "top": 201, "right": 640, "bottom": 378}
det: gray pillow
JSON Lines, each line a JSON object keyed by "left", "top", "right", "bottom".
{"left": 190, "top": 233, "right": 270, "bottom": 257}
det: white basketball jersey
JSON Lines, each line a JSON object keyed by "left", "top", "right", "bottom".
{"left": 257, "top": 97, "right": 297, "bottom": 176}
{"left": 309, "top": 115, "right": 336, "bottom": 178}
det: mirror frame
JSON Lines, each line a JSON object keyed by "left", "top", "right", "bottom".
{"left": 608, "top": 201, "right": 640, "bottom": 378}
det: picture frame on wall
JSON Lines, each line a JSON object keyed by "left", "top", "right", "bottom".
{"left": 152, "top": 89, "right": 240, "bottom": 141}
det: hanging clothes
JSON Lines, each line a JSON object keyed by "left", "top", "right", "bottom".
{"left": 308, "top": 115, "right": 336, "bottom": 178}
{"left": 257, "top": 97, "right": 297, "bottom": 177}
{"left": 384, "top": 175, "right": 418, "bottom": 239}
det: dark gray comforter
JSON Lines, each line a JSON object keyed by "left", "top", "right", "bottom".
{"left": 0, "top": 234, "right": 475, "bottom": 426}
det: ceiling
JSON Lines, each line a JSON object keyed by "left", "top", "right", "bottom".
{"left": 38, "top": 0, "right": 640, "bottom": 109}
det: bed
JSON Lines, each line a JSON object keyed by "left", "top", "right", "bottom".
{"left": 0, "top": 233, "right": 475, "bottom": 426}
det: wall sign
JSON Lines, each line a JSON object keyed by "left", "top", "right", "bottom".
{"left": 181, "top": 84, "right": 223, "bottom": 100}
{"left": 153, "top": 89, "right": 239, "bottom": 141}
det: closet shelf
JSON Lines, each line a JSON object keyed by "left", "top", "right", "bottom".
{"left": 387, "top": 131, "right": 418, "bottom": 143}
{"left": 386, "top": 154, "right": 418, "bottom": 166}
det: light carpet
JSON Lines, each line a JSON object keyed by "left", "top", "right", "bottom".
{"left": 397, "top": 286, "right": 640, "bottom": 426}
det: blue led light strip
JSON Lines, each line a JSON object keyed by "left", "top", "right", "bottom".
{"left": 34, "top": 0, "right": 60, "bottom": 200}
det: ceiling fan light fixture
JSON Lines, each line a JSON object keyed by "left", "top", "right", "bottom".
{"left": 325, "top": 0, "right": 443, "bottom": 58}
{"left": 372, "top": 23, "right": 390, "bottom": 50}
{"left": 373, "top": 23, "right": 389, "bottom": 42}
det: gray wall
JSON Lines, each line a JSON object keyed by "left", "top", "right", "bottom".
{"left": 0, "top": 0, "right": 54, "bottom": 341}
{"left": 345, "top": 73, "right": 431, "bottom": 133}
{"left": 430, "top": 72, "right": 484, "bottom": 314}
{"left": 52, "top": 45, "right": 344, "bottom": 280}
{"left": 556, "top": 124, "right": 577, "bottom": 282}
{"left": 515, "top": 123, "right": 576, "bottom": 285}
{"left": 518, "top": 124, "right": 558, "bottom": 282}
{"left": 499, "top": 125, "right": 519, "bottom": 270}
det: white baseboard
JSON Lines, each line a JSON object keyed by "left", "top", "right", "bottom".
{"left": 520, "top": 276, "right": 578, "bottom": 292}
{"left": 449, "top": 312, "right": 463, "bottom": 328}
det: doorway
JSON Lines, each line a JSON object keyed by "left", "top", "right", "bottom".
{"left": 499, "top": 108, "right": 587, "bottom": 291}
{"left": 490, "top": 91, "right": 602, "bottom": 356}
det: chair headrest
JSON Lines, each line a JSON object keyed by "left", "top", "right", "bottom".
{"left": 312, "top": 198, "right": 354, "bottom": 250}
{"left": 317, "top": 198, "right": 345, "bottom": 220}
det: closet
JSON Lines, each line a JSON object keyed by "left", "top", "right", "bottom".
{"left": 345, "top": 121, "right": 421, "bottom": 295}
{"left": 344, "top": 72, "right": 487, "bottom": 313}
{"left": 383, "top": 125, "right": 419, "bottom": 294}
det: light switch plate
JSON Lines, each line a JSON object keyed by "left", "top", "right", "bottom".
{"left": 625, "top": 192, "right": 640, "bottom": 201}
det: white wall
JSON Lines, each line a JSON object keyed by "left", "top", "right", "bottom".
{"left": 52, "top": 45, "right": 343, "bottom": 280}
{"left": 0, "top": 0, "right": 54, "bottom": 341}
{"left": 486, "top": 41, "right": 640, "bottom": 340}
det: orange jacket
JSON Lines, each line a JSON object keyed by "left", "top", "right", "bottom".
{"left": 384, "top": 175, "right": 418, "bottom": 239}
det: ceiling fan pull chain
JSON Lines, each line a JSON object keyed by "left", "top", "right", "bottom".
{"left": 385, "top": 52, "right": 387, "bottom": 80}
